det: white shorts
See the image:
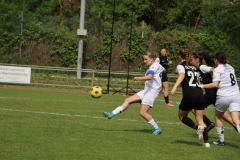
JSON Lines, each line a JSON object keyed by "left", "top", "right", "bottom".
{"left": 137, "top": 88, "right": 159, "bottom": 108}
{"left": 215, "top": 93, "right": 240, "bottom": 112}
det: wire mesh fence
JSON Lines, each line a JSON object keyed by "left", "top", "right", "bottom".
{"left": 1, "top": 63, "right": 240, "bottom": 95}
{"left": 0, "top": 63, "right": 180, "bottom": 95}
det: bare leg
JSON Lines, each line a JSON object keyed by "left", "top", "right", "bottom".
{"left": 178, "top": 109, "right": 190, "bottom": 120}
{"left": 140, "top": 104, "right": 161, "bottom": 134}
{"left": 120, "top": 94, "right": 141, "bottom": 110}
{"left": 103, "top": 94, "right": 140, "bottom": 119}
{"left": 191, "top": 109, "right": 195, "bottom": 114}
{"left": 214, "top": 109, "right": 224, "bottom": 127}
{"left": 179, "top": 109, "right": 197, "bottom": 130}
{"left": 230, "top": 111, "right": 240, "bottom": 133}
{"left": 195, "top": 110, "right": 206, "bottom": 127}
{"left": 223, "top": 111, "right": 236, "bottom": 127}
{"left": 195, "top": 109, "right": 208, "bottom": 142}
{"left": 139, "top": 104, "right": 151, "bottom": 121}
{"left": 192, "top": 109, "right": 215, "bottom": 131}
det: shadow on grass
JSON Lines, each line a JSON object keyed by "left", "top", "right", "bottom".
{"left": 94, "top": 127, "right": 153, "bottom": 134}
{"left": 172, "top": 140, "right": 201, "bottom": 146}
{"left": 188, "top": 133, "right": 218, "bottom": 139}
{"left": 174, "top": 135, "right": 240, "bottom": 149}
{"left": 211, "top": 142, "right": 239, "bottom": 148}
{"left": 121, "top": 129, "right": 152, "bottom": 134}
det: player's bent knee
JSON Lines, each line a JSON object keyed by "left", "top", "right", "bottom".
{"left": 139, "top": 111, "right": 147, "bottom": 117}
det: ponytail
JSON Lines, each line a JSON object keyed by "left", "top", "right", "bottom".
{"left": 144, "top": 52, "right": 158, "bottom": 60}
{"left": 198, "top": 52, "right": 214, "bottom": 66}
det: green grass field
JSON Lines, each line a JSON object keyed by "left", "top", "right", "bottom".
{"left": 0, "top": 85, "right": 239, "bottom": 160}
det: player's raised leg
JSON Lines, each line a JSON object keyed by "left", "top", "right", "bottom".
{"left": 102, "top": 94, "right": 140, "bottom": 119}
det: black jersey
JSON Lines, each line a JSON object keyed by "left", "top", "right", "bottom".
{"left": 180, "top": 61, "right": 204, "bottom": 103}
{"left": 159, "top": 56, "right": 169, "bottom": 71}
{"left": 197, "top": 67, "right": 217, "bottom": 96}
{"left": 196, "top": 66, "right": 217, "bottom": 106}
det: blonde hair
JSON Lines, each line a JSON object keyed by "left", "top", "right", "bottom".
{"left": 144, "top": 52, "right": 157, "bottom": 60}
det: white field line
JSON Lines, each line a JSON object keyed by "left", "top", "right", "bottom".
{"left": 0, "top": 96, "right": 179, "bottom": 105}
{"left": 0, "top": 107, "right": 234, "bottom": 130}
{"left": 0, "top": 96, "right": 214, "bottom": 109}
{"left": 0, "top": 107, "right": 178, "bottom": 124}
{"left": 0, "top": 96, "right": 118, "bottom": 103}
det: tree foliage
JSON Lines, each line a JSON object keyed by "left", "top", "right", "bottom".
{"left": 0, "top": 0, "right": 239, "bottom": 75}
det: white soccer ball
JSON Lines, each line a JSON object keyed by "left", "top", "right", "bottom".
{"left": 90, "top": 86, "right": 102, "bottom": 98}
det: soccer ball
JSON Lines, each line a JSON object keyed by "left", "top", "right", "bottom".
{"left": 90, "top": 86, "right": 102, "bottom": 98}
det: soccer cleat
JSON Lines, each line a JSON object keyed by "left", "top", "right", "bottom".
{"left": 204, "top": 143, "right": 210, "bottom": 148}
{"left": 165, "top": 102, "right": 174, "bottom": 107}
{"left": 102, "top": 111, "right": 114, "bottom": 119}
{"left": 197, "top": 126, "right": 204, "bottom": 142}
{"left": 213, "top": 140, "right": 225, "bottom": 146}
{"left": 153, "top": 127, "right": 162, "bottom": 135}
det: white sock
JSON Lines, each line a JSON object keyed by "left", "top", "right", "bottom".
{"left": 197, "top": 126, "right": 204, "bottom": 131}
{"left": 237, "top": 124, "right": 240, "bottom": 134}
{"left": 216, "top": 126, "right": 224, "bottom": 142}
{"left": 112, "top": 106, "right": 124, "bottom": 115}
{"left": 148, "top": 118, "right": 159, "bottom": 129}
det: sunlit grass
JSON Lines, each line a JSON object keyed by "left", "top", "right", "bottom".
{"left": 0, "top": 86, "right": 239, "bottom": 160}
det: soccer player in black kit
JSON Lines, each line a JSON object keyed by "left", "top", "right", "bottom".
{"left": 155, "top": 48, "right": 174, "bottom": 106}
{"left": 171, "top": 48, "right": 210, "bottom": 148}
{"left": 190, "top": 53, "right": 216, "bottom": 132}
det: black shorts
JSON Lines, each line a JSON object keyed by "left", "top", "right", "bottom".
{"left": 204, "top": 94, "right": 216, "bottom": 108}
{"left": 161, "top": 72, "right": 168, "bottom": 82}
{"left": 179, "top": 101, "right": 205, "bottom": 111}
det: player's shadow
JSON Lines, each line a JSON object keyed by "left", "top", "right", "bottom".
{"left": 172, "top": 140, "right": 202, "bottom": 146}
{"left": 94, "top": 127, "right": 153, "bottom": 134}
{"left": 122, "top": 129, "right": 152, "bottom": 134}
{"left": 175, "top": 134, "right": 240, "bottom": 148}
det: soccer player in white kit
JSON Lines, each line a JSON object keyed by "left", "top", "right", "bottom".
{"left": 102, "top": 52, "right": 166, "bottom": 135}
{"left": 199, "top": 51, "right": 240, "bottom": 146}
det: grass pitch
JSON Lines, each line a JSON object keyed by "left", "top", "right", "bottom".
{"left": 0, "top": 86, "right": 239, "bottom": 160}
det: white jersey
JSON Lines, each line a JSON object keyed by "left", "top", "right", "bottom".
{"left": 144, "top": 62, "right": 165, "bottom": 91}
{"left": 199, "top": 65, "right": 211, "bottom": 74}
{"left": 197, "top": 65, "right": 213, "bottom": 83}
{"left": 155, "top": 57, "right": 160, "bottom": 63}
{"left": 212, "top": 64, "right": 239, "bottom": 96}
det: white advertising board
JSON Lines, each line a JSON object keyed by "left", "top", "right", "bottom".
{"left": 0, "top": 66, "right": 31, "bottom": 84}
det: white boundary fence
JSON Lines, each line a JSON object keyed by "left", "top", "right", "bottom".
{"left": 0, "top": 64, "right": 150, "bottom": 93}
{"left": 1, "top": 63, "right": 239, "bottom": 94}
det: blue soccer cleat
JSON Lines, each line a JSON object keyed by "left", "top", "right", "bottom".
{"left": 213, "top": 140, "right": 225, "bottom": 146}
{"left": 153, "top": 127, "right": 162, "bottom": 135}
{"left": 102, "top": 111, "right": 114, "bottom": 119}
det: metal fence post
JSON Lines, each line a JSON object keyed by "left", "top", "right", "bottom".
{"left": 91, "top": 70, "right": 94, "bottom": 87}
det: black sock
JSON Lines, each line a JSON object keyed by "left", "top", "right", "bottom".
{"left": 234, "top": 126, "right": 238, "bottom": 132}
{"left": 203, "top": 115, "right": 212, "bottom": 126}
{"left": 181, "top": 116, "right": 198, "bottom": 130}
{"left": 203, "top": 128, "right": 209, "bottom": 143}
{"left": 164, "top": 96, "right": 169, "bottom": 103}
{"left": 206, "top": 122, "right": 215, "bottom": 132}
